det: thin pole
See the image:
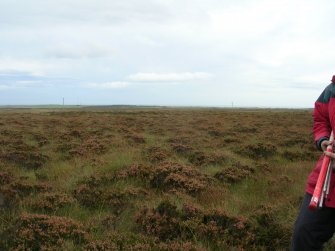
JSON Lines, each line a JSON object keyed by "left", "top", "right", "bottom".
{"left": 309, "top": 131, "right": 334, "bottom": 210}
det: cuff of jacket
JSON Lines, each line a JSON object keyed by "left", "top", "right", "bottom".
{"left": 316, "top": 136, "right": 329, "bottom": 151}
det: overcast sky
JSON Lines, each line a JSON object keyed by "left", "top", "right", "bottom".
{"left": 0, "top": 0, "right": 334, "bottom": 107}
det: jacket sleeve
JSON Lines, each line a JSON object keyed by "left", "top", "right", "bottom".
{"left": 313, "top": 86, "right": 332, "bottom": 150}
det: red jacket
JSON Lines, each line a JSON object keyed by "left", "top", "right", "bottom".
{"left": 306, "top": 82, "right": 335, "bottom": 207}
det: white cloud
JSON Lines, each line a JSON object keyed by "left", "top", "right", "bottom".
{"left": 0, "top": 58, "right": 51, "bottom": 77}
{"left": 82, "top": 82, "right": 129, "bottom": 89}
{"left": 46, "top": 43, "right": 113, "bottom": 59}
{"left": 127, "top": 72, "right": 213, "bottom": 82}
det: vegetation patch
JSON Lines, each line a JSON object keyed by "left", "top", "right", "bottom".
{"left": 33, "top": 133, "right": 49, "bottom": 147}
{"left": 0, "top": 172, "right": 51, "bottom": 209}
{"left": 251, "top": 205, "right": 291, "bottom": 249}
{"left": 57, "top": 138, "right": 108, "bottom": 159}
{"left": 73, "top": 174, "right": 147, "bottom": 214}
{"left": 136, "top": 200, "right": 255, "bottom": 249}
{"left": 0, "top": 187, "right": 19, "bottom": 209}
{"left": 198, "top": 210, "right": 254, "bottom": 248}
{"left": 120, "top": 128, "right": 146, "bottom": 144}
{"left": 118, "top": 162, "right": 210, "bottom": 195}
{"left": 170, "top": 143, "right": 193, "bottom": 155}
{"left": 0, "top": 108, "right": 316, "bottom": 250}
{"left": 10, "top": 180, "right": 51, "bottom": 197}
{"left": 136, "top": 200, "right": 183, "bottom": 241}
{"left": 0, "top": 170, "right": 14, "bottom": 185}
{"left": 117, "top": 164, "right": 151, "bottom": 179}
{"left": 282, "top": 150, "right": 318, "bottom": 161}
{"left": 214, "top": 162, "right": 255, "bottom": 184}
{"left": 30, "top": 192, "right": 75, "bottom": 212}
{"left": 188, "top": 151, "right": 226, "bottom": 166}
{"left": 149, "top": 162, "right": 210, "bottom": 195}
{"left": 146, "top": 146, "right": 170, "bottom": 162}
{"left": 1, "top": 213, "right": 88, "bottom": 250}
{"left": 0, "top": 147, "right": 49, "bottom": 169}
{"left": 84, "top": 231, "right": 205, "bottom": 251}
{"left": 236, "top": 143, "right": 277, "bottom": 159}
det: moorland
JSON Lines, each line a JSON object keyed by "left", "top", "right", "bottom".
{"left": 0, "top": 107, "right": 332, "bottom": 250}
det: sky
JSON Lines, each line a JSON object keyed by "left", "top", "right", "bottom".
{"left": 0, "top": 0, "right": 335, "bottom": 107}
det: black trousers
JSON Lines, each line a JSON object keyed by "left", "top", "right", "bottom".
{"left": 291, "top": 193, "right": 335, "bottom": 250}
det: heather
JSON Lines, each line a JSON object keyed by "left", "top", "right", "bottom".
{"left": 0, "top": 107, "right": 331, "bottom": 250}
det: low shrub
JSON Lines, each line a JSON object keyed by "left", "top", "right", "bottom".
{"left": 57, "top": 138, "right": 108, "bottom": 159}
{"left": 2, "top": 213, "right": 88, "bottom": 250}
{"left": 282, "top": 150, "right": 318, "bottom": 161}
{"left": 0, "top": 188, "right": 19, "bottom": 209}
{"left": 136, "top": 200, "right": 182, "bottom": 241}
{"left": 10, "top": 180, "right": 51, "bottom": 197}
{"left": 188, "top": 151, "right": 226, "bottom": 166}
{"left": 32, "top": 133, "right": 49, "bottom": 146}
{"left": 117, "top": 164, "right": 151, "bottom": 179}
{"left": 251, "top": 206, "right": 291, "bottom": 250}
{"left": 136, "top": 200, "right": 255, "bottom": 249}
{"left": 214, "top": 162, "right": 255, "bottom": 184}
{"left": 199, "top": 210, "right": 254, "bottom": 246}
{"left": 170, "top": 143, "right": 193, "bottom": 155}
{"left": 84, "top": 231, "right": 205, "bottom": 251}
{"left": 146, "top": 146, "right": 170, "bottom": 162}
{"left": 149, "top": 162, "right": 210, "bottom": 195}
{"left": 0, "top": 149, "right": 49, "bottom": 169}
{"left": 236, "top": 143, "right": 277, "bottom": 159}
{"left": 119, "top": 162, "right": 210, "bottom": 195}
{"left": 0, "top": 170, "right": 14, "bottom": 185}
{"left": 30, "top": 192, "right": 75, "bottom": 212}
{"left": 74, "top": 180, "right": 147, "bottom": 214}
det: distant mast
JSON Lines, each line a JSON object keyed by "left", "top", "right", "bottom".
{"left": 63, "top": 98, "right": 64, "bottom": 106}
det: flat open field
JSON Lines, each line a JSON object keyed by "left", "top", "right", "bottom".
{"left": 0, "top": 108, "right": 330, "bottom": 250}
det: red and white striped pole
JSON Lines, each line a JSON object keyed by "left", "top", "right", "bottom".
{"left": 309, "top": 131, "right": 334, "bottom": 210}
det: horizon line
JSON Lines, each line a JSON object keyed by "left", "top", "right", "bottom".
{"left": 0, "top": 104, "right": 313, "bottom": 109}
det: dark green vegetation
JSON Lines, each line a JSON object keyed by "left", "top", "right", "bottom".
{"left": 0, "top": 108, "right": 329, "bottom": 250}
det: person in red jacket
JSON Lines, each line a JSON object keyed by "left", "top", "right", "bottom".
{"left": 291, "top": 75, "right": 335, "bottom": 250}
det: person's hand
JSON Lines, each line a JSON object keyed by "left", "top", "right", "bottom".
{"left": 321, "top": 140, "right": 333, "bottom": 152}
{"left": 322, "top": 140, "right": 335, "bottom": 159}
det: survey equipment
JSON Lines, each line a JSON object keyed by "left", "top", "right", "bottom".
{"left": 309, "top": 132, "right": 334, "bottom": 210}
